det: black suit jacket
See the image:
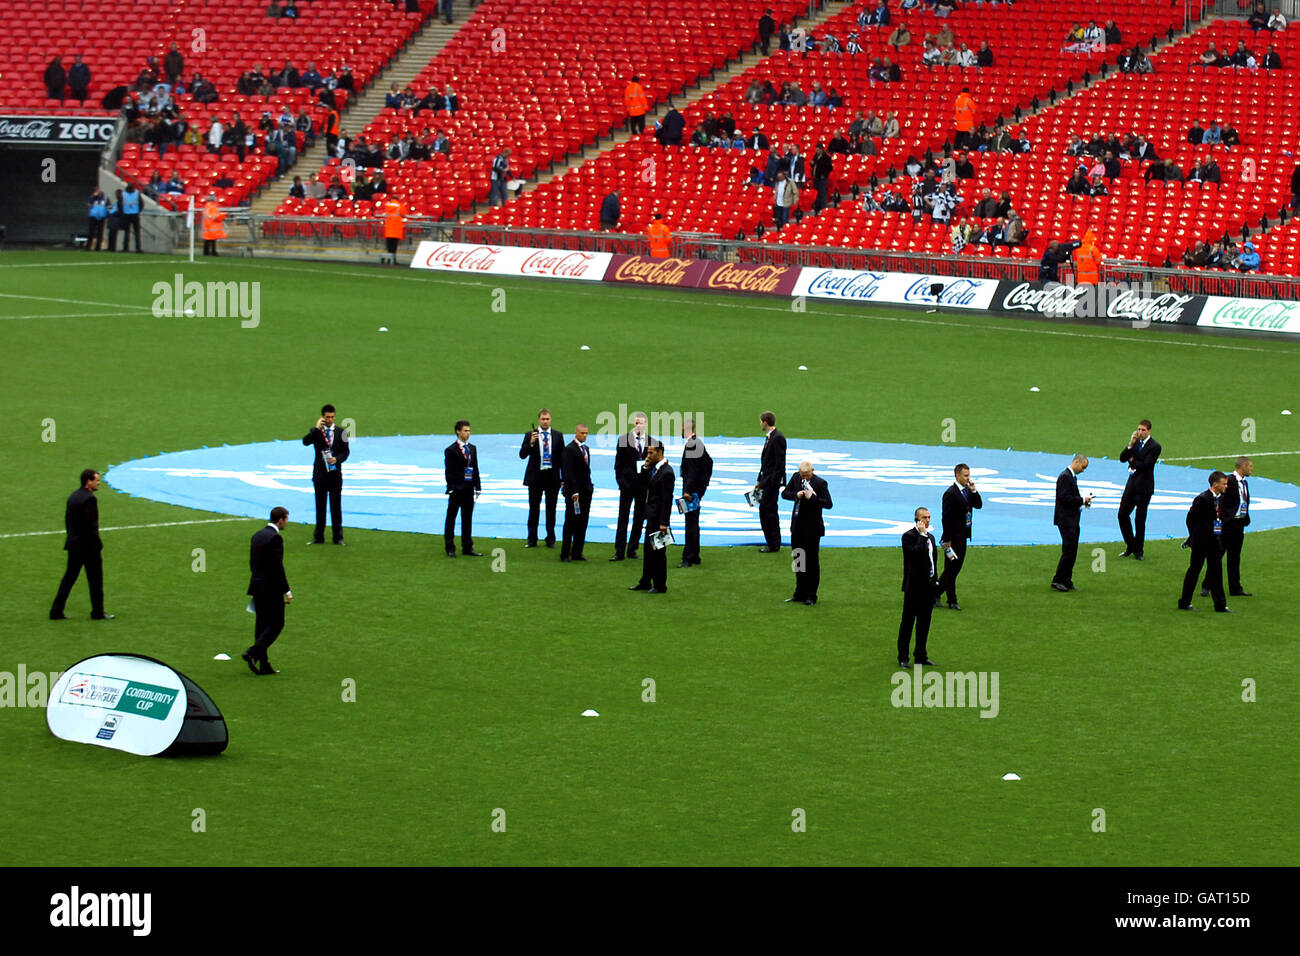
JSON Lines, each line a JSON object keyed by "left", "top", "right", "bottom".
{"left": 1054, "top": 468, "right": 1085, "bottom": 529}
{"left": 1119, "top": 437, "right": 1161, "bottom": 496}
{"left": 782, "top": 473, "right": 832, "bottom": 538}
{"left": 1185, "top": 489, "right": 1223, "bottom": 546}
{"left": 562, "top": 440, "right": 594, "bottom": 498}
{"left": 247, "top": 525, "right": 289, "bottom": 596}
{"left": 64, "top": 487, "right": 102, "bottom": 552}
{"left": 643, "top": 461, "right": 676, "bottom": 529}
{"left": 614, "top": 431, "right": 655, "bottom": 490}
{"left": 940, "top": 482, "right": 982, "bottom": 542}
{"left": 901, "top": 527, "right": 939, "bottom": 593}
{"left": 444, "top": 440, "right": 481, "bottom": 493}
{"left": 1222, "top": 473, "right": 1249, "bottom": 530}
{"left": 758, "top": 428, "right": 787, "bottom": 488}
{"left": 679, "top": 436, "right": 713, "bottom": 496}
{"left": 519, "top": 429, "right": 564, "bottom": 485}
{"left": 303, "top": 425, "right": 350, "bottom": 481}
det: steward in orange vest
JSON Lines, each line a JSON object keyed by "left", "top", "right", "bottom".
{"left": 1074, "top": 229, "right": 1101, "bottom": 285}
{"left": 954, "top": 87, "right": 976, "bottom": 147}
{"left": 381, "top": 197, "right": 405, "bottom": 264}
{"left": 201, "top": 195, "right": 226, "bottom": 256}
{"left": 625, "top": 75, "right": 650, "bottom": 135}
{"left": 647, "top": 214, "right": 671, "bottom": 258}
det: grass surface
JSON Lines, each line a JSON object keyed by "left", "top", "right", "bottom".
{"left": 1, "top": 250, "right": 1297, "bottom": 865}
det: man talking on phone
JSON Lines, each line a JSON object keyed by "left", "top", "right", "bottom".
{"left": 519, "top": 408, "right": 563, "bottom": 548}
{"left": 303, "top": 403, "right": 349, "bottom": 545}
{"left": 899, "top": 507, "right": 941, "bottom": 668}
{"left": 938, "top": 463, "right": 982, "bottom": 610}
{"left": 1118, "top": 418, "right": 1160, "bottom": 560}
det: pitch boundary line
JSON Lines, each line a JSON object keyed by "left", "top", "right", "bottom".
{"left": 0, "top": 517, "right": 248, "bottom": 540}
{"left": 0, "top": 292, "right": 144, "bottom": 310}
{"left": 1164, "top": 451, "right": 1300, "bottom": 461}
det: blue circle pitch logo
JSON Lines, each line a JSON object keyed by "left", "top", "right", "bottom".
{"left": 105, "top": 435, "right": 1300, "bottom": 547}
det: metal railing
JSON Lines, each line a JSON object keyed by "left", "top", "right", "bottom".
{"left": 1103, "top": 261, "right": 1300, "bottom": 300}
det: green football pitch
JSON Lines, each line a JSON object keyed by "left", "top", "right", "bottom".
{"left": 2, "top": 249, "right": 1297, "bottom": 866}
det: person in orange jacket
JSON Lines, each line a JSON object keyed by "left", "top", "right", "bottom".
{"left": 381, "top": 195, "right": 405, "bottom": 265}
{"left": 201, "top": 193, "right": 226, "bottom": 256}
{"left": 647, "top": 213, "right": 672, "bottom": 258}
{"left": 1075, "top": 229, "right": 1101, "bottom": 285}
{"left": 953, "top": 86, "right": 976, "bottom": 148}
{"left": 625, "top": 75, "right": 650, "bottom": 135}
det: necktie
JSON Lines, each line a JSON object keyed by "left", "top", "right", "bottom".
{"left": 461, "top": 443, "right": 468, "bottom": 460}
{"left": 636, "top": 436, "right": 642, "bottom": 456}
{"left": 542, "top": 431, "right": 549, "bottom": 463}
{"left": 1241, "top": 478, "right": 1248, "bottom": 508}
{"left": 324, "top": 427, "right": 332, "bottom": 450}
{"left": 581, "top": 444, "right": 588, "bottom": 466}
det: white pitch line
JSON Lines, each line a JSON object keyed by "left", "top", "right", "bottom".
{"left": 0, "top": 258, "right": 176, "bottom": 269}
{"left": 0, "top": 311, "right": 158, "bottom": 321}
{"left": 0, "top": 292, "right": 143, "bottom": 310}
{"left": 0, "top": 517, "right": 248, "bottom": 540}
{"left": 1164, "top": 451, "right": 1300, "bottom": 461}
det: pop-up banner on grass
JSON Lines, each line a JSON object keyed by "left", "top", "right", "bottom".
{"left": 47, "top": 654, "right": 228, "bottom": 757}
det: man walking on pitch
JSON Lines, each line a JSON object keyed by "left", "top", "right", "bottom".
{"left": 50, "top": 469, "right": 113, "bottom": 620}
{"left": 244, "top": 506, "right": 292, "bottom": 675}
{"left": 1052, "top": 454, "right": 1093, "bottom": 591}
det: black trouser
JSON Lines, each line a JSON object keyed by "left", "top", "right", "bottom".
{"left": 561, "top": 492, "right": 591, "bottom": 559}
{"left": 813, "top": 177, "right": 829, "bottom": 211}
{"left": 51, "top": 547, "right": 104, "bottom": 617}
{"left": 107, "top": 225, "right": 120, "bottom": 250}
{"left": 122, "top": 213, "right": 141, "bottom": 251}
{"left": 87, "top": 218, "right": 104, "bottom": 250}
{"left": 773, "top": 204, "right": 789, "bottom": 229}
{"left": 526, "top": 472, "right": 560, "bottom": 544}
{"left": 1206, "top": 525, "right": 1245, "bottom": 593}
{"left": 203, "top": 238, "right": 218, "bottom": 256}
{"left": 614, "top": 485, "right": 647, "bottom": 556}
{"left": 637, "top": 529, "right": 668, "bottom": 590}
{"left": 758, "top": 484, "right": 781, "bottom": 549}
{"left": 939, "top": 537, "right": 967, "bottom": 604}
{"left": 1181, "top": 537, "right": 1226, "bottom": 609}
{"left": 1054, "top": 525, "right": 1079, "bottom": 586}
{"left": 681, "top": 492, "right": 703, "bottom": 564}
{"left": 250, "top": 590, "right": 285, "bottom": 661}
{"left": 792, "top": 534, "right": 820, "bottom": 600}
{"left": 1118, "top": 487, "right": 1151, "bottom": 555}
{"left": 898, "top": 586, "right": 935, "bottom": 663}
{"left": 313, "top": 472, "right": 343, "bottom": 542}
{"left": 628, "top": 114, "right": 645, "bottom": 135}
{"left": 445, "top": 487, "right": 475, "bottom": 553}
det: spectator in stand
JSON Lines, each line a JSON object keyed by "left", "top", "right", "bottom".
{"left": 888, "top": 23, "right": 912, "bottom": 49}
{"left": 1202, "top": 119, "right": 1223, "bottom": 145}
{"left": 883, "top": 110, "right": 901, "bottom": 139}
{"left": 1082, "top": 21, "right": 1104, "bottom": 50}
{"left": 86, "top": 188, "right": 109, "bottom": 251}
{"left": 827, "top": 130, "right": 850, "bottom": 154}
{"left": 338, "top": 66, "right": 355, "bottom": 92}
{"left": 1132, "top": 135, "right": 1158, "bottom": 162}
{"left": 1248, "top": 2, "right": 1270, "bottom": 31}
{"left": 1268, "top": 7, "right": 1288, "bottom": 31}
{"left": 1188, "top": 156, "right": 1222, "bottom": 185}
{"left": 1234, "top": 241, "right": 1261, "bottom": 271}
{"left": 266, "top": 0, "right": 282, "bottom": 17}
{"left": 1201, "top": 42, "right": 1222, "bottom": 67}
{"left": 1183, "top": 240, "right": 1211, "bottom": 267}
{"left": 809, "top": 82, "right": 830, "bottom": 108}
{"left": 1100, "top": 150, "right": 1120, "bottom": 180}
{"left": 954, "top": 152, "right": 975, "bottom": 179}
{"left": 956, "top": 43, "right": 977, "bottom": 67}
{"left": 928, "top": 23, "right": 956, "bottom": 50}
{"left": 976, "top": 40, "right": 994, "bottom": 67}
{"left": 759, "top": 8, "right": 775, "bottom": 54}
{"left": 301, "top": 62, "right": 322, "bottom": 89}
{"left": 922, "top": 39, "right": 943, "bottom": 65}
{"left": 600, "top": 189, "right": 620, "bottom": 231}
{"left": 1004, "top": 210, "right": 1026, "bottom": 245}
{"left": 44, "top": 56, "right": 66, "bottom": 102}
{"left": 1130, "top": 49, "right": 1154, "bottom": 73}
{"left": 653, "top": 107, "right": 685, "bottom": 147}
{"left": 325, "top": 175, "right": 349, "bottom": 200}
{"left": 229, "top": 111, "right": 249, "bottom": 162}
{"left": 489, "top": 148, "right": 512, "bottom": 206}
{"left": 1187, "top": 119, "right": 1205, "bottom": 143}
{"left": 277, "top": 61, "right": 300, "bottom": 89}
{"left": 206, "top": 116, "right": 224, "bottom": 156}
{"left": 269, "top": 119, "right": 298, "bottom": 176}
{"left": 283, "top": 0, "right": 299, "bottom": 19}
{"left": 935, "top": 0, "right": 958, "bottom": 18}
{"left": 973, "top": 188, "right": 999, "bottom": 218}
{"left": 1066, "top": 168, "right": 1090, "bottom": 195}
{"left": 867, "top": 0, "right": 890, "bottom": 25}
{"left": 1263, "top": 45, "right": 1283, "bottom": 69}
{"left": 63, "top": 55, "right": 92, "bottom": 105}
{"left": 1226, "top": 40, "right": 1256, "bottom": 67}
{"left": 441, "top": 0, "right": 454, "bottom": 25}
{"left": 1221, "top": 123, "right": 1241, "bottom": 148}
{"left": 1063, "top": 23, "right": 1086, "bottom": 52}
{"left": 163, "top": 42, "right": 183, "bottom": 87}
{"left": 1292, "top": 162, "right": 1300, "bottom": 209}
{"left": 883, "top": 56, "right": 901, "bottom": 81}
{"left": 385, "top": 83, "right": 403, "bottom": 109}
{"left": 193, "top": 74, "right": 218, "bottom": 104}
{"left": 744, "top": 80, "right": 764, "bottom": 104}
{"left": 846, "top": 32, "right": 863, "bottom": 54}
{"left": 1146, "top": 158, "right": 1184, "bottom": 183}
{"left": 162, "top": 171, "right": 186, "bottom": 195}
{"left": 289, "top": 175, "right": 306, "bottom": 199}
{"left": 812, "top": 144, "right": 833, "bottom": 211}
{"left": 772, "top": 171, "right": 798, "bottom": 229}
{"left": 1104, "top": 20, "right": 1122, "bottom": 46}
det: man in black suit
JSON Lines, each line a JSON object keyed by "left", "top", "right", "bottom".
{"left": 938, "top": 462, "right": 982, "bottom": 610}
{"left": 1118, "top": 418, "right": 1160, "bottom": 560}
{"left": 899, "top": 506, "right": 941, "bottom": 667}
{"left": 303, "top": 403, "right": 350, "bottom": 545}
{"left": 561, "top": 423, "right": 594, "bottom": 562}
{"left": 1203, "top": 456, "right": 1253, "bottom": 598}
{"left": 444, "top": 419, "right": 482, "bottom": 557}
{"left": 755, "top": 410, "right": 787, "bottom": 552}
{"left": 244, "top": 506, "right": 292, "bottom": 675}
{"left": 611, "top": 412, "right": 652, "bottom": 561}
{"left": 519, "top": 408, "right": 563, "bottom": 547}
{"left": 782, "top": 460, "right": 832, "bottom": 604}
{"left": 50, "top": 468, "right": 113, "bottom": 620}
{"left": 1179, "top": 471, "right": 1232, "bottom": 612}
{"left": 678, "top": 418, "right": 712, "bottom": 567}
{"left": 628, "top": 442, "right": 675, "bottom": 593}
{"left": 1052, "top": 454, "right": 1094, "bottom": 591}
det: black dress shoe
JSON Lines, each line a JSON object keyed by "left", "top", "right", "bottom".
{"left": 334, "top": 540, "right": 346, "bottom": 546}
{"left": 571, "top": 556, "right": 587, "bottom": 562}
{"left": 1200, "top": 588, "right": 1211, "bottom": 597}
{"left": 50, "top": 612, "right": 69, "bottom": 620}
{"left": 803, "top": 599, "right": 816, "bottom": 606}
{"left": 1214, "top": 606, "right": 1234, "bottom": 613}
{"left": 258, "top": 660, "right": 278, "bottom": 675}
{"left": 628, "top": 583, "right": 650, "bottom": 591}
{"left": 898, "top": 661, "right": 910, "bottom": 669}
{"left": 934, "top": 595, "right": 943, "bottom": 606}
{"left": 1119, "top": 549, "right": 1133, "bottom": 558}
{"left": 609, "top": 554, "right": 625, "bottom": 562}
{"left": 309, "top": 538, "right": 325, "bottom": 545}
{"left": 677, "top": 561, "right": 693, "bottom": 568}
{"left": 1229, "top": 591, "right": 1252, "bottom": 597}
{"left": 646, "top": 587, "right": 667, "bottom": 594}
{"left": 525, "top": 541, "right": 538, "bottom": 548}
{"left": 758, "top": 546, "right": 779, "bottom": 553}
{"left": 545, "top": 540, "right": 556, "bottom": 548}
{"left": 783, "top": 596, "right": 801, "bottom": 603}
{"left": 1177, "top": 604, "right": 1197, "bottom": 611}
{"left": 915, "top": 658, "right": 938, "bottom": 666}
{"left": 241, "top": 651, "right": 261, "bottom": 676}
{"left": 446, "top": 550, "right": 457, "bottom": 557}
{"left": 463, "top": 550, "right": 484, "bottom": 557}
{"left": 91, "top": 613, "right": 116, "bottom": 620}
{"left": 627, "top": 549, "right": 639, "bottom": 560}
{"left": 1066, "top": 584, "right": 1078, "bottom": 591}
{"left": 1051, "top": 582, "right": 1070, "bottom": 592}
{"left": 947, "top": 602, "right": 961, "bottom": 611}
{"left": 1133, "top": 553, "right": 1144, "bottom": 561}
